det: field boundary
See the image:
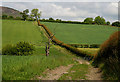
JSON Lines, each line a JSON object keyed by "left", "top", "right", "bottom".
{"left": 38, "top": 21, "right": 94, "bottom": 59}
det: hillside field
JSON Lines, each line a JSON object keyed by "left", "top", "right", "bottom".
{"left": 2, "top": 20, "right": 83, "bottom": 80}
{"left": 41, "top": 22, "right": 118, "bottom": 44}
{"left": 2, "top": 20, "right": 45, "bottom": 47}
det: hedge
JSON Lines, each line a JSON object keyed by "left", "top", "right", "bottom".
{"left": 38, "top": 21, "right": 94, "bottom": 59}
{"left": 68, "top": 44, "right": 100, "bottom": 48}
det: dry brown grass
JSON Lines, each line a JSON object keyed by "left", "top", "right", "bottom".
{"left": 93, "top": 31, "right": 120, "bottom": 80}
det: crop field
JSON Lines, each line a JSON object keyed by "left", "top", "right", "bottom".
{"left": 41, "top": 22, "right": 118, "bottom": 44}
{"left": 2, "top": 20, "right": 46, "bottom": 47}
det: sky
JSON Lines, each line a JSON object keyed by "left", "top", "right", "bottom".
{"left": 1, "top": 0, "right": 120, "bottom": 23}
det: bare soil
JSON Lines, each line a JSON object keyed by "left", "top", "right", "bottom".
{"left": 37, "top": 64, "right": 73, "bottom": 80}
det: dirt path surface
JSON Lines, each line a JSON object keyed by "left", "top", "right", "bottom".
{"left": 37, "top": 64, "right": 73, "bottom": 80}
{"left": 86, "top": 65, "right": 102, "bottom": 80}
{"left": 35, "top": 58, "right": 102, "bottom": 80}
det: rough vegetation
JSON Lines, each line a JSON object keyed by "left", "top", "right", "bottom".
{"left": 93, "top": 31, "right": 120, "bottom": 80}
{"left": 2, "top": 41, "right": 35, "bottom": 56}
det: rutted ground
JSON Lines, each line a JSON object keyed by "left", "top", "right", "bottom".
{"left": 37, "top": 64, "right": 73, "bottom": 80}
{"left": 86, "top": 66, "right": 102, "bottom": 80}
{"left": 33, "top": 57, "right": 102, "bottom": 80}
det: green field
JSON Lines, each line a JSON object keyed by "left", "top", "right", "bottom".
{"left": 2, "top": 20, "right": 46, "bottom": 47}
{"left": 2, "top": 20, "right": 80, "bottom": 80}
{"left": 41, "top": 22, "right": 118, "bottom": 44}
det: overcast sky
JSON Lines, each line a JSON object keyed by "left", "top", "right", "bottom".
{"left": 1, "top": 1, "right": 119, "bottom": 23}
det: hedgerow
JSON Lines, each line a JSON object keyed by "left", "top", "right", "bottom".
{"left": 38, "top": 21, "right": 93, "bottom": 59}
{"left": 92, "top": 31, "right": 120, "bottom": 80}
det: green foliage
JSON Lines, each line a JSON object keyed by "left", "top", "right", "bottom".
{"left": 93, "top": 31, "right": 120, "bottom": 80}
{"left": 49, "top": 17, "right": 54, "bottom": 21}
{"left": 2, "top": 14, "right": 8, "bottom": 19}
{"left": 112, "top": 21, "right": 120, "bottom": 27}
{"left": 94, "top": 16, "right": 106, "bottom": 25}
{"left": 2, "top": 41, "right": 35, "bottom": 56}
{"left": 8, "top": 16, "right": 14, "bottom": 19}
{"left": 2, "top": 44, "right": 16, "bottom": 55}
{"left": 84, "top": 17, "right": 93, "bottom": 24}
{"left": 15, "top": 17, "right": 21, "bottom": 20}
{"left": 20, "top": 9, "right": 29, "bottom": 21}
{"left": 31, "top": 9, "right": 42, "bottom": 21}
{"left": 106, "top": 21, "right": 110, "bottom": 25}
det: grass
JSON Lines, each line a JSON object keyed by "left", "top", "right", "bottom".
{"left": 41, "top": 22, "right": 118, "bottom": 44}
{"left": 78, "top": 48, "right": 99, "bottom": 57}
{"left": 2, "top": 20, "right": 47, "bottom": 47}
{"left": 2, "top": 45, "right": 77, "bottom": 80}
{"left": 2, "top": 20, "right": 77, "bottom": 80}
{"left": 59, "top": 63, "right": 88, "bottom": 80}
{"left": 0, "top": 55, "right": 2, "bottom": 81}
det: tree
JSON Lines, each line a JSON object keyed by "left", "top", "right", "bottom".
{"left": 106, "top": 21, "right": 110, "bottom": 25}
{"left": 112, "top": 21, "right": 120, "bottom": 27}
{"left": 31, "top": 9, "right": 42, "bottom": 21}
{"left": 94, "top": 16, "right": 106, "bottom": 25}
{"left": 8, "top": 16, "right": 14, "bottom": 19}
{"left": 49, "top": 17, "right": 54, "bottom": 21}
{"left": 2, "top": 14, "right": 8, "bottom": 19}
{"left": 20, "top": 9, "right": 29, "bottom": 21}
{"left": 84, "top": 17, "right": 93, "bottom": 24}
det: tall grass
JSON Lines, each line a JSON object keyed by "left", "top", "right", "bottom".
{"left": 2, "top": 47, "right": 75, "bottom": 80}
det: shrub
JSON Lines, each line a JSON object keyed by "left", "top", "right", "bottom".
{"left": 15, "top": 41, "right": 35, "bottom": 55}
{"left": 93, "top": 31, "right": 120, "bottom": 80}
{"left": 15, "top": 17, "right": 22, "bottom": 20}
{"left": 112, "top": 21, "right": 120, "bottom": 27}
{"left": 106, "top": 21, "right": 110, "bottom": 25}
{"left": 2, "top": 41, "right": 35, "bottom": 56}
{"left": 2, "top": 44, "right": 17, "bottom": 55}
{"left": 8, "top": 16, "right": 14, "bottom": 19}
{"left": 89, "top": 44, "right": 100, "bottom": 48}
{"left": 2, "top": 14, "right": 8, "bottom": 19}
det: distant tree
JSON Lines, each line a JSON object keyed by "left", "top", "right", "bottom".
{"left": 84, "top": 17, "right": 93, "bottom": 24}
{"left": 49, "top": 17, "right": 54, "bottom": 21}
{"left": 106, "top": 21, "right": 110, "bottom": 25}
{"left": 112, "top": 21, "right": 120, "bottom": 27}
{"left": 31, "top": 9, "right": 42, "bottom": 21}
{"left": 2, "top": 14, "right": 8, "bottom": 19}
{"left": 42, "top": 19, "right": 46, "bottom": 21}
{"left": 15, "top": 17, "right": 21, "bottom": 20}
{"left": 20, "top": 9, "right": 29, "bottom": 21}
{"left": 8, "top": 16, "right": 14, "bottom": 19}
{"left": 56, "top": 19, "right": 61, "bottom": 22}
{"left": 94, "top": 16, "right": 106, "bottom": 25}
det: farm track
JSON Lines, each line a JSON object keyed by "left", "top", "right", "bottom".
{"left": 34, "top": 58, "right": 102, "bottom": 80}
{"left": 37, "top": 64, "right": 74, "bottom": 80}
{"left": 37, "top": 22, "right": 102, "bottom": 80}
{"left": 86, "top": 66, "right": 102, "bottom": 80}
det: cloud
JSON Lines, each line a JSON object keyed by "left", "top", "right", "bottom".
{"left": 2, "top": 2, "right": 118, "bottom": 22}
{"left": 1, "top": 0, "right": 120, "bottom": 2}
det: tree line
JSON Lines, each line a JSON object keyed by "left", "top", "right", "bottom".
{"left": 1, "top": 8, "right": 120, "bottom": 27}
